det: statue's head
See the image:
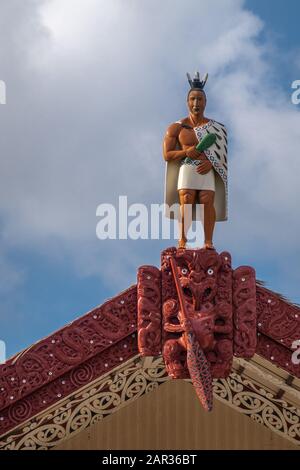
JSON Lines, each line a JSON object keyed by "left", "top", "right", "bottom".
{"left": 187, "top": 89, "right": 206, "bottom": 117}
{"left": 186, "top": 71, "right": 208, "bottom": 117}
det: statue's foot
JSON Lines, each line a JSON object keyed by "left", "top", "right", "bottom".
{"left": 202, "top": 242, "right": 215, "bottom": 250}
{"left": 178, "top": 239, "right": 186, "bottom": 249}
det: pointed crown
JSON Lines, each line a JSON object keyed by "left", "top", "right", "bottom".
{"left": 186, "top": 71, "right": 208, "bottom": 91}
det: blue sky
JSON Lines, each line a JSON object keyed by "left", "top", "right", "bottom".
{"left": 246, "top": 0, "right": 300, "bottom": 87}
{"left": 1, "top": 0, "right": 300, "bottom": 358}
{"left": 246, "top": 0, "right": 299, "bottom": 48}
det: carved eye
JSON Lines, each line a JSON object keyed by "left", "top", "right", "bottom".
{"left": 207, "top": 268, "right": 214, "bottom": 275}
{"left": 181, "top": 268, "right": 188, "bottom": 275}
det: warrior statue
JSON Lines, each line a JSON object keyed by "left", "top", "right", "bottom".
{"left": 163, "top": 72, "right": 228, "bottom": 249}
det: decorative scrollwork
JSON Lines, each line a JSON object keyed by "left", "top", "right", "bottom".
{"left": 0, "top": 356, "right": 170, "bottom": 450}
{"left": 0, "top": 285, "right": 137, "bottom": 417}
{"left": 1, "top": 355, "right": 300, "bottom": 450}
{"left": 214, "top": 368, "right": 300, "bottom": 445}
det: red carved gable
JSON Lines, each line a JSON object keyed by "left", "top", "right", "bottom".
{"left": 1, "top": 248, "right": 300, "bottom": 436}
{"left": 0, "top": 286, "right": 138, "bottom": 435}
{"left": 256, "top": 282, "right": 300, "bottom": 376}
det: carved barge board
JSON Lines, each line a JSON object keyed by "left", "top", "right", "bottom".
{"left": 0, "top": 356, "right": 300, "bottom": 450}
{"left": 0, "top": 286, "right": 138, "bottom": 437}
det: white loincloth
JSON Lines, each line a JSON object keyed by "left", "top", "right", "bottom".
{"left": 177, "top": 159, "right": 215, "bottom": 191}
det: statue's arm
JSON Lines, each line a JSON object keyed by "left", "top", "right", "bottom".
{"left": 163, "top": 123, "right": 186, "bottom": 162}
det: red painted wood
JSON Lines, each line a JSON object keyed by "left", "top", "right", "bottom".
{"left": 1, "top": 248, "right": 300, "bottom": 432}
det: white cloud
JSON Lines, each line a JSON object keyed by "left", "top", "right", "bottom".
{"left": 0, "top": 0, "right": 299, "bottom": 300}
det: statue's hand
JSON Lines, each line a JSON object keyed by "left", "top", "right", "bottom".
{"left": 196, "top": 160, "right": 213, "bottom": 174}
{"left": 185, "top": 146, "right": 202, "bottom": 159}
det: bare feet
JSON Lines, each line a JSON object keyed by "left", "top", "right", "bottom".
{"left": 177, "top": 240, "right": 215, "bottom": 250}
{"left": 202, "top": 242, "right": 215, "bottom": 250}
{"left": 178, "top": 239, "right": 186, "bottom": 249}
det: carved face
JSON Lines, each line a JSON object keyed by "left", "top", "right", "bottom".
{"left": 161, "top": 247, "right": 234, "bottom": 379}
{"left": 187, "top": 89, "right": 206, "bottom": 117}
{"left": 162, "top": 250, "right": 221, "bottom": 344}
{"left": 176, "top": 250, "right": 221, "bottom": 314}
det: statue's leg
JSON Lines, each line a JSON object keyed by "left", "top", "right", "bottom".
{"left": 199, "top": 190, "right": 216, "bottom": 249}
{"left": 178, "top": 189, "right": 197, "bottom": 248}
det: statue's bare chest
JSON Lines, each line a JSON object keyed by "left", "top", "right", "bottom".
{"left": 178, "top": 127, "right": 198, "bottom": 148}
